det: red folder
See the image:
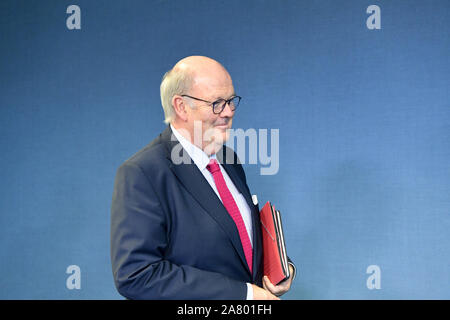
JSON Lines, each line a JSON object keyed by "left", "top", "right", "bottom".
{"left": 260, "top": 201, "right": 290, "bottom": 285}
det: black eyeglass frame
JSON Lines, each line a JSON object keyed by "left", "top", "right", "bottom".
{"left": 181, "top": 94, "right": 241, "bottom": 114}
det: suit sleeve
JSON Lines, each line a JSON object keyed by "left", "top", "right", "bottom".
{"left": 110, "top": 161, "right": 247, "bottom": 300}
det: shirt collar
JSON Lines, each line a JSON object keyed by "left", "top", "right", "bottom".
{"left": 170, "top": 124, "right": 215, "bottom": 171}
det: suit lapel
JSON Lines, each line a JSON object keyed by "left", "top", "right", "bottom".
{"left": 250, "top": 203, "right": 262, "bottom": 283}
{"left": 161, "top": 126, "right": 251, "bottom": 276}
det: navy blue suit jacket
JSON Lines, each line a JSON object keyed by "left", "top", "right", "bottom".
{"left": 111, "top": 126, "right": 264, "bottom": 299}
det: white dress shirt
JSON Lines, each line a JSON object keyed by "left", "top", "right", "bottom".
{"left": 170, "top": 124, "right": 254, "bottom": 300}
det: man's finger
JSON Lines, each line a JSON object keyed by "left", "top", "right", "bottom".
{"left": 263, "top": 276, "right": 280, "bottom": 293}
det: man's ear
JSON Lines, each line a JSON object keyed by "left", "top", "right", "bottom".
{"left": 172, "top": 95, "right": 188, "bottom": 122}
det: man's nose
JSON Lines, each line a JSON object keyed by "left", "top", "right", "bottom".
{"left": 220, "top": 101, "right": 234, "bottom": 117}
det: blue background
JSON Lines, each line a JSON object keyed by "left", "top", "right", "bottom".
{"left": 0, "top": 0, "right": 449, "bottom": 299}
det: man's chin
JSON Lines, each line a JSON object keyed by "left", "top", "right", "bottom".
{"left": 203, "top": 127, "right": 229, "bottom": 153}
{"left": 215, "top": 126, "right": 231, "bottom": 142}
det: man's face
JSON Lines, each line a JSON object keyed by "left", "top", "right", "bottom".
{"left": 186, "top": 71, "right": 235, "bottom": 153}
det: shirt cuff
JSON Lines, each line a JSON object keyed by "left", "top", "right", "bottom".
{"left": 246, "top": 283, "right": 253, "bottom": 300}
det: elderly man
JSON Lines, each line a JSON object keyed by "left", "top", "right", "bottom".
{"left": 111, "top": 56, "right": 294, "bottom": 299}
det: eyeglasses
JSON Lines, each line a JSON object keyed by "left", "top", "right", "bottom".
{"left": 181, "top": 94, "right": 241, "bottom": 114}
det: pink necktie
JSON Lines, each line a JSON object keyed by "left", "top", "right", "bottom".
{"left": 206, "top": 159, "right": 253, "bottom": 274}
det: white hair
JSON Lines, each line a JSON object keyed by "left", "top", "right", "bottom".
{"left": 160, "top": 67, "right": 193, "bottom": 124}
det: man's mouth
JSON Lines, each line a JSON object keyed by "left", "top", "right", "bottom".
{"left": 215, "top": 120, "right": 230, "bottom": 128}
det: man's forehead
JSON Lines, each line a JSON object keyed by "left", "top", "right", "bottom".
{"left": 191, "top": 75, "right": 234, "bottom": 98}
{"left": 191, "top": 68, "right": 232, "bottom": 83}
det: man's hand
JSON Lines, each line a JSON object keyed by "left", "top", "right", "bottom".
{"left": 262, "top": 265, "right": 294, "bottom": 297}
{"left": 251, "top": 284, "right": 280, "bottom": 300}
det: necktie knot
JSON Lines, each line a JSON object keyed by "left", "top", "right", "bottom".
{"left": 206, "top": 159, "right": 221, "bottom": 174}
